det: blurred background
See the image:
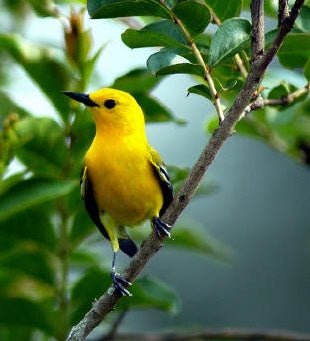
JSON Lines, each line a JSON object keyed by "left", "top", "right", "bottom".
{"left": 0, "top": 1, "right": 309, "bottom": 340}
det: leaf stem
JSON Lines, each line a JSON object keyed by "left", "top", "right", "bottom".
{"left": 173, "top": 16, "right": 224, "bottom": 122}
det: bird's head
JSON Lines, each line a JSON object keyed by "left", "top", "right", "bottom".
{"left": 63, "top": 88, "right": 145, "bottom": 134}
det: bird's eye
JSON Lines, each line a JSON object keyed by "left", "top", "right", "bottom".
{"left": 104, "top": 99, "right": 116, "bottom": 109}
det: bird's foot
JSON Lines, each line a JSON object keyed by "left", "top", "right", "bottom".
{"left": 111, "top": 271, "right": 132, "bottom": 296}
{"left": 152, "top": 216, "right": 171, "bottom": 239}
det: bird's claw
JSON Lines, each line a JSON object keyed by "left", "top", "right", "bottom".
{"left": 152, "top": 216, "right": 171, "bottom": 238}
{"left": 111, "top": 271, "right": 132, "bottom": 296}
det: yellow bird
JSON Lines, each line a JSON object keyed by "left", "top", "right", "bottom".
{"left": 63, "top": 88, "right": 173, "bottom": 296}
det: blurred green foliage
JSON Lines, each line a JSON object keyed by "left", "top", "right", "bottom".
{"left": 0, "top": 0, "right": 309, "bottom": 340}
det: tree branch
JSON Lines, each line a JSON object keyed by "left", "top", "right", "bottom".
{"left": 93, "top": 328, "right": 310, "bottom": 341}
{"left": 246, "top": 83, "right": 310, "bottom": 112}
{"left": 66, "top": 1, "right": 305, "bottom": 339}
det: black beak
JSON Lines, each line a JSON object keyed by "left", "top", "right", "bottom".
{"left": 62, "top": 91, "right": 99, "bottom": 107}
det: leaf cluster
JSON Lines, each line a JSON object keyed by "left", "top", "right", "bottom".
{"left": 89, "top": 0, "right": 310, "bottom": 165}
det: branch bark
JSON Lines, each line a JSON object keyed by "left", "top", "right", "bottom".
{"left": 67, "top": 1, "right": 305, "bottom": 339}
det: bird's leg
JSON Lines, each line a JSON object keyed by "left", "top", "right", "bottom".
{"left": 152, "top": 216, "right": 171, "bottom": 238}
{"left": 110, "top": 251, "right": 132, "bottom": 296}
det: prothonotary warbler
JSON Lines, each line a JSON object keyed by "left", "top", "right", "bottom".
{"left": 63, "top": 88, "right": 173, "bottom": 296}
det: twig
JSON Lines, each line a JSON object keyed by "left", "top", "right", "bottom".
{"left": 173, "top": 16, "right": 225, "bottom": 122}
{"left": 93, "top": 328, "right": 310, "bottom": 341}
{"left": 246, "top": 83, "right": 310, "bottom": 112}
{"left": 66, "top": 1, "right": 305, "bottom": 339}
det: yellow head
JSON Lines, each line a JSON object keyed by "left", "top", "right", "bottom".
{"left": 63, "top": 88, "right": 146, "bottom": 135}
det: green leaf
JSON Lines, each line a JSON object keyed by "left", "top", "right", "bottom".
{"left": 70, "top": 267, "right": 111, "bottom": 323}
{"left": 0, "top": 249, "right": 55, "bottom": 285}
{"left": 122, "top": 20, "right": 188, "bottom": 49}
{"left": 209, "top": 18, "right": 251, "bottom": 67}
{"left": 172, "top": 0, "right": 211, "bottom": 36}
{"left": 147, "top": 51, "right": 204, "bottom": 76}
{"left": 0, "top": 207, "right": 56, "bottom": 250}
{"left": 304, "top": 58, "right": 310, "bottom": 81}
{"left": 204, "top": 0, "right": 243, "bottom": 22}
{"left": 0, "top": 34, "right": 70, "bottom": 120}
{"left": 0, "top": 298, "right": 52, "bottom": 332}
{"left": 0, "top": 177, "right": 77, "bottom": 222}
{"left": 295, "top": 5, "right": 310, "bottom": 33}
{"left": 167, "top": 223, "right": 231, "bottom": 261}
{"left": 111, "top": 68, "right": 160, "bottom": 93}
{"left": 187, "top": 84, "right": 213, "bottom": 101}
{"left": 14, "top": 117, "right": 69, "bottom": 177}
{"left": 87, "top": 0, "right": 172, "bottom": 19}
{"left": 278, "top": 33, "right": 310, "bottom": 69}
{"left": 70, "top": 210, "right": 95, "bottom": 248}
{"left": 119, "top": 276, "right": 180, "bottom": 313}
{"left": 134, "top": 93, "right": 184, "bottom": 124}
{"left": 0, "top": 92, "right": 31, "bottom": 125}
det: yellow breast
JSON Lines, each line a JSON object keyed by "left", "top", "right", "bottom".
{"left": 85, "top": 135, "right": 163, "bottom": 226}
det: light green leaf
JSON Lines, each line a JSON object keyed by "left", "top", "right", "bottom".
{"left": 14, "top": 117, "right": 69, "bottom": 177}
{"left": 209, "top": 18, "right": 251, "bottom": 67}
{"left": 88, "top": 0, "right": 172, "bottom": 19}
{"left": 0, "top": 178, "right": 77, "bottom": 222}
{"left": 0, "top": 92, "right": 31, "bottom": 124}
{"left": 122, "top": 20, "right": 188, "bottom": 49}
{"left": 0, "top": 34, "right": 70, "bottom": 120}
{"left": 278, "top": 33, "right": 310, "bottom": 69}
{"left": 167, "top": 223, "right": 231, "bottom": 261}
{"left": 204, "top": 0, "right": 243, "bottom": 22}
{"left": 147, "top": 51, "right": 204, "bottom": 76}
{"left": 173, "top": 0, "right": 210, "bottom": 36}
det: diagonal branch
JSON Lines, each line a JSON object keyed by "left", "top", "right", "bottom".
{"left": 66, "top": 1, "right": 305, "bottom": 339}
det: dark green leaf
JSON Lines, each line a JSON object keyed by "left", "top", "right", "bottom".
{"left": 187, "top": 84, "right": 213, "bottom": 101}
{"left": 70, "top": 210, "right": 95, "bottom": 248}
{"left": 278, "top": 33, "right": 310, "bottom": 69}
{"left": 119, "top": 276, "right": 180, "bottom": 313}
{"left": 122, "top": 20, "right": 188, "bottom": 49}
{"left": 209, "top": 18, "right": 251, "bottom": 67}
{"left": 111, "top": 68, "right": 160, "bottom": 93}
{"left": 295, "top": 5, "right": 310, "bottom": 33}
{"left": 0, "top": 249, "right": 55, "bottom": 285}
{"left": 14, "top": 117, "right": 69, "bottom": 177}
{"left": 204, "top": 0, "right": 243, "bottom": 22}
{"left": 173, "top": 0, "right": 210, "bottom": 36}
{"left": 0, "top": 177, "right": 77, "bottom": 222}
{"left": 88, "top": 0, "right": 172, "bottom": 19}
{"left": 147, "top": 51, "right": 204, "bottom": 76}
{"left": 0, "top": 34, "right": 70, "bottom": 120}
{"left": 304, "top": 58, "right": 310, "bottom": 81}
{"left": 0, "top": 207, "right": 56, "bottom": 250}
{"left": 167, "top": 223, "right": 231, "bottom": 261}
{"left": 134, "top": 93, "right": 184, "bottom": 124}
{"left": 70, "top": 267, "right": 111, "bottom": 323}
{"left": 0, "top": 298, "right": 52, "bottom": 332}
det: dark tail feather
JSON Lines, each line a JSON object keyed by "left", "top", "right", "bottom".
{"left": 119, "top": 238, "right": 138, "bottom": 257}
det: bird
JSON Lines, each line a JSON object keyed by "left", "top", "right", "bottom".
{"left": 63, "top": 88, "right": 173, "bottom": 296}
